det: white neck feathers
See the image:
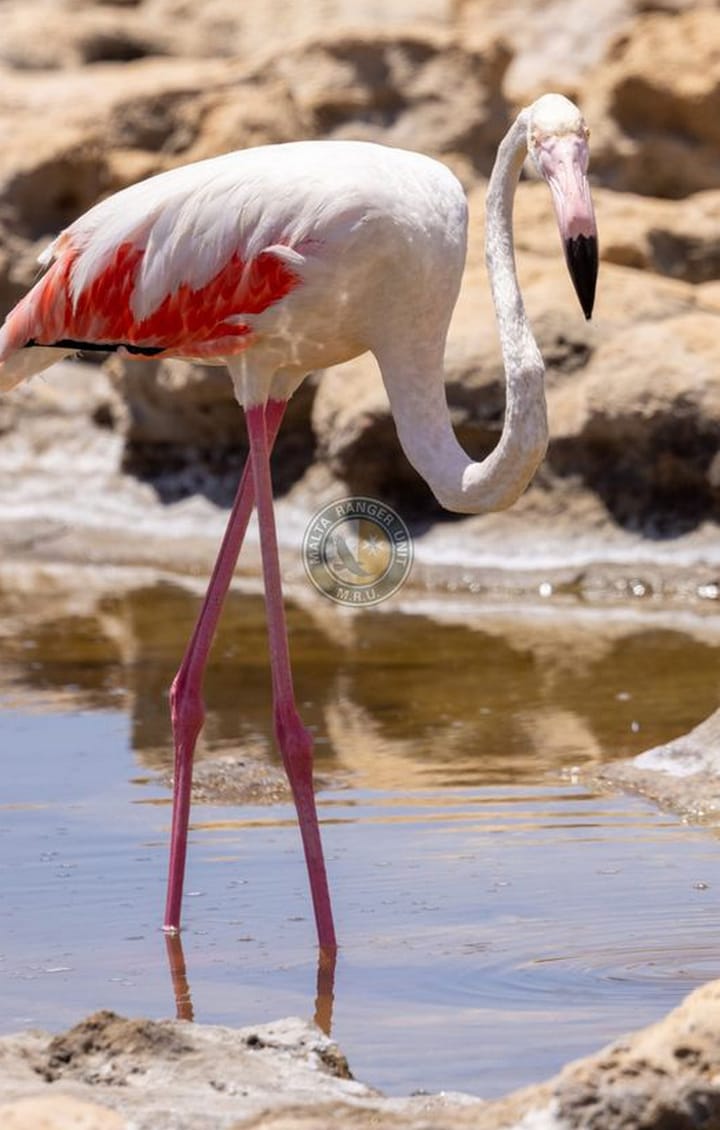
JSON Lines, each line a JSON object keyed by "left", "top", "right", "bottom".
{"left": 379, "top": 111, "right": 548, "bottom": 516}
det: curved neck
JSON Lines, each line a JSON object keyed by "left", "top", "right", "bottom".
{"left": 380, "top": 112, "right": 548, "bottom": 515}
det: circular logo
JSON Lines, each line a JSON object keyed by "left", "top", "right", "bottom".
{"left": 302, "top": 497, "right": 413, "bottom": 606}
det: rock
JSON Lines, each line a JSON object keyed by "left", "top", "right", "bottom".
{"left": 107, "top": 357, "right": 318, "bottom": 503}
{"left": 4, "top": 985, "right": 720, "bottom": 1128}
{"left": 597, "top": 190, "right": 720, "bottom": 284}
{"left": 255, "top": 30, "right": 511, "bottom": 176}
{"left": 598, "top": 708, "right": 720, "bottom": 823}
{"left": 0, "top": 1011, "right": 380, "bottom": 1130}
{"left": 0, "top": 1096, "right": 123, "bottom": 1130}
{"left": 455, "top": 0, "right": 635, "bottom": 100}
{"left": 0, "top": 4, "right": 171, "bottom": 70}
{"left": 582, "top": 8, "right": 720, "bottom": 197}
{"left": 121, "top": 29, "right": 512, "bottom": 175}
{"left": 0, "top": 125, "right": 112, "bottom": 244}
{"left": 0, "top": 0, "right": 458, "bottom": 71}
{"left": 0, "top": 359, "right": 121, "bottom": 437}
{"left": 546, "top": 310, "right": 720, "bottom": 535}
{"left": 516, "top": 182, "right": 720, "bottom": 285}
{"left": 548, "top": 979, "right": 720, "bottom": 1129}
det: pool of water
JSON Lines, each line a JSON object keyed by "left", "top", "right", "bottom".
{"left": 1, "top": 576, "right": 719, "bottom": 1098}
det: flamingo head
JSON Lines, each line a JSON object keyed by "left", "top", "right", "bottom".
{"left": 527, "top": 93, "right": 598, "bottom": 320}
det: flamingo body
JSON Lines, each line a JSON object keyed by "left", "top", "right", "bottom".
{"left": 0, "top": 96, "right": 598, "bottom": 949}
{"left": 0, "top": 141, "right": 468, "bottom": 401}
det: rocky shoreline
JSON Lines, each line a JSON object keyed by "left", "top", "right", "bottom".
{"left": 4, "top": 980, "right": 720, "bottom": 1129}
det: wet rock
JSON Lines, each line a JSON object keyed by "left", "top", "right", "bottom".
{"left": 163, "top": 749, "right": 293, "bottom": 805}
{"left": 598, "top": 708, "right": 720, "bottom": 823}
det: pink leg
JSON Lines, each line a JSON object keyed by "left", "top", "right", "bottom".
{"left": 164, "top": 398, "right": 287, "bottom": 931}
{"left": 245, "top": 402, "right": 337, "bottom": 950}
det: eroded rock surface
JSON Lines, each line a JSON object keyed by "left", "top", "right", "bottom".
{"left": 4, "top": 982, "right": 720, "bottom": 1129}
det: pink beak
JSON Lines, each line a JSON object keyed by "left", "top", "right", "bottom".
{"left": 536, "top": 133, "right": 598, "bottom": 320}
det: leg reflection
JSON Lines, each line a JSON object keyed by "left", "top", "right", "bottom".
{"left": 163, "top": 932, "right": 335, "bottom": 1033}
{"left": 314, "top": 944, "right": 337, "bottom": 1035}
{"left": 165, "top": 931, "right": 194, "bottom": 1022}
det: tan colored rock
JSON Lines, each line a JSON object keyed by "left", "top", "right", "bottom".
{"left": 260, "top": 30, "right": 510, "bottom": 173}
{"left": 107, "top": 356, "right": 318, "bottom": 500}
{"left": 0, "top": 1095, "right": 124, "bottom": 1130}
{"left": 546, "top": 310, "right": 720, "bottom": 533}
{"left": 514, "top": 182, "right": 720, "bottom": 284}
{"left": 454, "top": 0, "right": 633, "bottom": 100}
{"left": 594, "top": 189, "right": 720, "bottom": 282}
{"left": 4, "top": 986, "right": 720, "bottom": 1129}
{"left": 0, "top": 3, "right": 171, "bottom": 70}
{"left": 582, "top": 8, "right": 720, "bottom": 197}
{"left": 549, "top": 979, "right": 720, "bottom": 1129}
{"left": 0, "top": 0, "right": 455, "bottom": 71}
{"left": 0, "top": 128, "right": 111, "bottom": 242}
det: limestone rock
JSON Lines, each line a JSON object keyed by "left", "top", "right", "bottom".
{"left": 0, "top": 4, "right": 171, "bottom": 70}
{"left": 107, "top": 357, "right": 318, "bottom": 502}
{"left": 0, "top": 1096, "right": 124, "bottom": 1130}
{"left": 549, "top": 978, "right": 720, "bottom": 1129}
{"left": 4, "top": 986, "right": 720, "bottom": 1128}
{"left": 515, "top": 183, "right": 720, "bottom": 285}
{"left": 599, "top": 708, "right": 720, "bottom": 824}
{"left": 582, "top": 8, "right": 720, "bottom": 197}
{"left": 455, "top": 0, "right": 634, "bottom": 100}
{"left": 546, "top": 311, "right": 720, "bottom": 534}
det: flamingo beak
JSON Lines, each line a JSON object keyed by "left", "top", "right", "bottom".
{"left": 535, "top": 133, "right": 598, "bottom": 320}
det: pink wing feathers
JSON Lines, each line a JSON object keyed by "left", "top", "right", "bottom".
{"left": 18, "top": 241, "right": 298, "bottom": 357}
{"left": 0, "top": 152, "right": 305, "bottom": 373}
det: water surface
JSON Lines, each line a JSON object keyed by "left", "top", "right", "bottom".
{"left": 1, "top": 576, "right": 719, "bottom": 1097}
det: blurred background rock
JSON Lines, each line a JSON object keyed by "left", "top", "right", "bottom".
{"left": 0, "top": 0, "right": 718, "bottom": 553}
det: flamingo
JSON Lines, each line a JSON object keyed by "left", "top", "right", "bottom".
{"left": 0, "top": 93, "right": 597, "bottom": 952}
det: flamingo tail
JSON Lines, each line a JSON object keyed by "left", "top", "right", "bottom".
{"left": 0, "top": 262, "right": 73, "bottom": 391}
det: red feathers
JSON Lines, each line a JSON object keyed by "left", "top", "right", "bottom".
{"left": 6, "top": 239, "right": 300, "bottom": 359}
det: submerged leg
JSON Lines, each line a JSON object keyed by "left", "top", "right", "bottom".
{"left": 245, "top": 402, "right": 337, "bottom": 949}
{"left": 163, "top": 398, "right": 287, "bottom": 931}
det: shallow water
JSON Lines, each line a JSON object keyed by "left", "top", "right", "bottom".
{"left": 2, "top": 576, "right": 720, "bottom": 1097}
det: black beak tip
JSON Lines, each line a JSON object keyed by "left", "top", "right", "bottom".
{"left": 565, "top": 235, "right": 598, "bottom": 321}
